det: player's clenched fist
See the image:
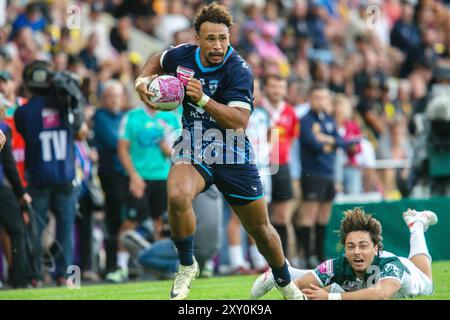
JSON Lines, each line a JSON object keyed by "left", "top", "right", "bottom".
{"left": 135, "top": 74, "right": 159, "bottom": 110}
{"left": 0, "top": 129, "right": 5, "bottom": 151}
{"left": 186, "top": 78, "right": 204, "bottom": 103}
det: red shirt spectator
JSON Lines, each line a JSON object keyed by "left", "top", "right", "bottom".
{"left": 264, "top": 99, "right": 299, "bottom": 165}
{"left": 4, "top": 101, "right": 27, "bottom": 186}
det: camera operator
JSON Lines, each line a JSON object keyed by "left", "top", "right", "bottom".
{"left": 13, "top": 60, "right": 87, "bottom": 286}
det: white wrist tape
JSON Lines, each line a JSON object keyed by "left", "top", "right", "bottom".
{"left": 328, "top": 293, "right": 342, "bottom": 300}
{"left": 135, "top": 76, "right": 152, "bottom": 89}
{"left": 197, "top": 94, "right": 210, "bottom": 108}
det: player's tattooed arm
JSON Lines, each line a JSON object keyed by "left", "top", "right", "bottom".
{"left": 186, "top": 77, "right": 250, "bottom": 130}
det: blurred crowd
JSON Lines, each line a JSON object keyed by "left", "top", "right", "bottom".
{"left": 1, "top": 0, "right": 450, "bottom": 289}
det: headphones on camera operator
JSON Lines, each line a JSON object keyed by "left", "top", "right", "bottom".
{"left": 22, "top": 60, "right": 85, "bottom": 132}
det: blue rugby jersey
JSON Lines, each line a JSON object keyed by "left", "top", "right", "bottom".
{"left": 14, "top": 96, "right": 75, "bottom": 187}
{"left": 160, "top": 44, "right": 256, "bottom": 165}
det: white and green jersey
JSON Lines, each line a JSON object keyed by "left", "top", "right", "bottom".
{"left": 314, "top": 251, "right": 434, "bottom": 298}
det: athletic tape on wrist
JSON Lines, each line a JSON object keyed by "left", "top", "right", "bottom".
{"left": 328, "top": 293, "right": 342, "bottom": 300}
{"left": 197, "top": 94, "right": 210, "bottom": 108}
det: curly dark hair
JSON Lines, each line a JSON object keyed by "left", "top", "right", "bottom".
{"left": 193, "top": 2, "right": 233, "bottom": 34}
{"left": 340, "top": 207, "right": 383, "bottom": 250}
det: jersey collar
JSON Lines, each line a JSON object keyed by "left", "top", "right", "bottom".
{"left": 195, "top": 45, "right": 234, "bottom": 73}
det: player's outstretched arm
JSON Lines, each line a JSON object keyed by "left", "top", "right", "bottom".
{"left": 186, "top": 77, "right": 250, "bottom": 130}
{"left": 135, "top": 52, "right": 165, "bottom": 110}
{"left": 303, "top": 278, "right": 401, "bottom": 300}
{"left": 341, "top": 279, "right": 401, "bottom": 300}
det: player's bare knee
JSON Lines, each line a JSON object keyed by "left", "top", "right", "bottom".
{"left": 168, "top": 187, "right": 193, "bottom": 212}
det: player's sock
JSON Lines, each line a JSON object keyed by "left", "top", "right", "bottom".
{"left": 295, "top": 226, "right": 311, "bottom": 261}
{"left": 408, "top": 222, "right": 431, "bottom": 260}
{"left": 272, "top": 260, "right": 291, "bottom": 288}
{"left": 273, "top": 224, "right": 288, "bottom": 255}
{"left": 249, "top": 244, "right": 267, "bottom": 269}
{"left": 229, "top": 245, "right": 246, "bottom": 269}
{"left": 288, "top": 266, "right": 312, "bottom": 281}
{"left": 117, "top": 251, "right": 130, "bottom": 270}
{"left": 172, "top": 235, "right": 195, "bottom": 266}
{"left": 315, "top": 224, "right": 327, "bottom": 263}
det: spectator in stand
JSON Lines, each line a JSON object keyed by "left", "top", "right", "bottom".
{"left": 356, "top": 75, "right": 385, "bottom": 144}
{"left": 262, "top": 74, "right": 299, "bottom": 257}
{"left": 252, "top": 21, "right": 287, "bottom": 64}
{"left": 390, "top": 0, "right": 421, "bottom": 58}
{"left": 298, "top": 83, "right": 345, "bottom": 268}
{"left": 112, "top": 0, "right": 155, "bottom": 34}
{"left": 153, "top": 0, "right": 191, "bottom": 45}
{"left": 79, "top": 33, "right": 100, "bottom": 73}
{"left": 11, "top": 3, "right": 47, "bottom": 36}
{"left": 81, "top": 1, "right": 115, "bottom": 63}
{"left": 52, "top": 51, "right": 69, "bottom": 72}
{"left": 306, "top": 1, "right": 329, "bottom": 49}
{"left": 93, "top": 80, "right": 127, "bottom": 276}
{"left": 110, "top": 16, "right": 132, "bottom": 54}
{"left": 288, "top": 0, "right": 310, "bottom": 41}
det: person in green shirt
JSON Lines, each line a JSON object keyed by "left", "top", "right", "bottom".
{"left": 251, "top": 207, "right": 438, "bottom": 300}
{"left": 105, "top": 106, "right": 180, "bottom": 283}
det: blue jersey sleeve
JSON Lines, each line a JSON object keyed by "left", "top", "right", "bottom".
{"left": 222, "top": 63, "right": 254, "bottom": 111}
{"left": 161, "top": 44, "right": 195, "bottom": 74}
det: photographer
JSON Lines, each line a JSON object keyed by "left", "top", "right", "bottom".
{"left": 13, "top": 60, "right": 86, "bottom": 285}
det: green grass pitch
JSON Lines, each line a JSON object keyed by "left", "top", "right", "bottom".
{"left": 0, "top": 261, "right": 449, "bottom": 300}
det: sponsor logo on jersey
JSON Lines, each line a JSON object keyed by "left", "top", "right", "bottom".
{"left": 176, "top": 66, "right": 195, "bottom": 86}
{"left": 318, "top": 260, "right": 334, "bottom": 275}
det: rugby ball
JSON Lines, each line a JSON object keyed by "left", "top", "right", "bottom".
{"left": 148, "top": 75, "right": 184, "bottom": 111}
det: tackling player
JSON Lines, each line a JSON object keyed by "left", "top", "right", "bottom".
{"left": 251, "top": 207, "right": 437, "bottom": 300}
{"left": 135, "top": 2, "right": 305, "bottom": 300}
